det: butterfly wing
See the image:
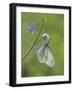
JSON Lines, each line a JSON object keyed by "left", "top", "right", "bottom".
{"left": 37, "top": 46, "right": 46, "bottom": 63}
{"left": 37, "top": 44, "right": 55, "bottom": 67}
{"left": 45, "top": 49, "right": 55, "bottom": 67}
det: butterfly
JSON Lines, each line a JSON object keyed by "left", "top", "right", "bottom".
{"left": 37, "top": 43, "right": 55, "bottom": 67}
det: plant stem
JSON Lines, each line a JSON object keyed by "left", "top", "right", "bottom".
{"left": 22, "top": 27, "right": 42, "bottom": 62}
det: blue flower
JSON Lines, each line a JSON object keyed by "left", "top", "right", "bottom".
{"left": 28, "top": 21, "right": 36, "bottom": 33}
{"left": 42, "top": 33, "right": 49, "bottom": 40}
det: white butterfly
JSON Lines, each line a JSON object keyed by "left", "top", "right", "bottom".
{"left": 37, "top": 43, "right": 55, "bottom": 67}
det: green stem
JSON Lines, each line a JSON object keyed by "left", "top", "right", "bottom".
{"left": 22, "top": 27, "right": 42, "bottom": 62}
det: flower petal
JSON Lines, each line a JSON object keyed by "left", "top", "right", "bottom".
{"left": 28, "top": 21, "right": 36, "bottom": 33}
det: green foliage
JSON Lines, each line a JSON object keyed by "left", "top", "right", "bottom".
{"left": 21, "top": 12, "right": 64, "bottom": 77}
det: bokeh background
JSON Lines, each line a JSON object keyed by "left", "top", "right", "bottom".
{"left": 21, "top": 12, "right": 64, "bottom": 77}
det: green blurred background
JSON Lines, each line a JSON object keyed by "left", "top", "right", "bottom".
{"left": 21, "top": 12, "right": 64, "bottom": 77}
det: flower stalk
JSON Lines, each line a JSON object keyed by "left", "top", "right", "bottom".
{"left": 22, "top": 26, "right": 42, "bottom": 62}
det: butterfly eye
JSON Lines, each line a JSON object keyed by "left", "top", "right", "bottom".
{"left": 28, "top": 21, "right": 36, "bottom": 33}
